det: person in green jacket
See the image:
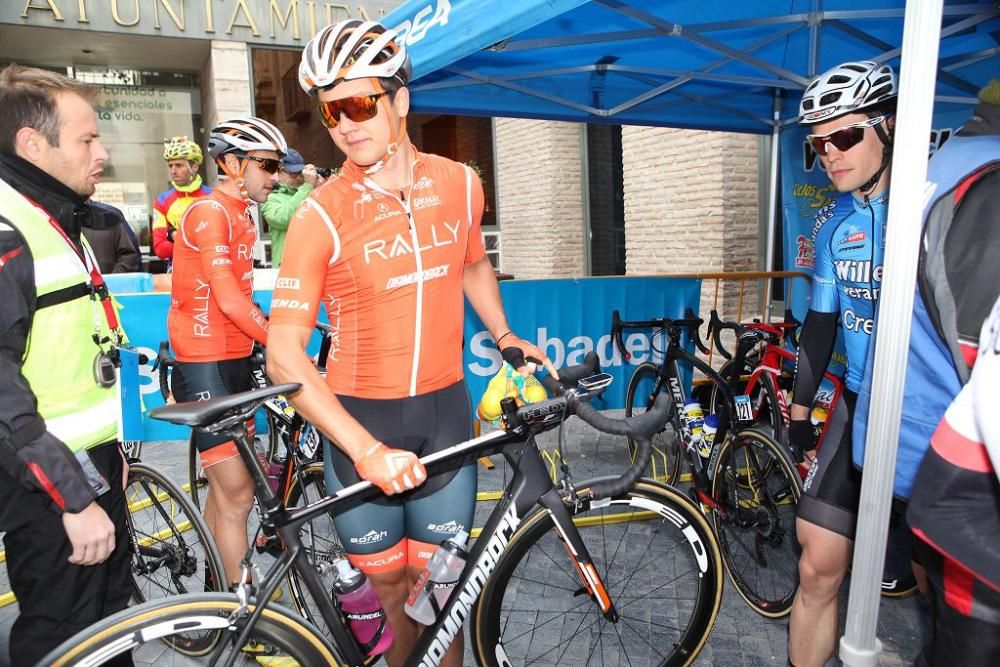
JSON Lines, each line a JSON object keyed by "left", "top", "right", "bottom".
{"left": 261, "top": 148, "right": 324, "bottom": 266}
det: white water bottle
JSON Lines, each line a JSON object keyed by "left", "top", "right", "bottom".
{"left": 701, "top": 413, "right": 719, "bottom": 459}
{"left": 405, "top": 530, "right": 469, "bottom": 625}
{"left": 682, "top": 399, "right": 705, "bottom": 448}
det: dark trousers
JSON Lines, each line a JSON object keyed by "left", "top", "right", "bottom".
{"left": 0, "top": 441, "right": 133, "bottom": 666}
{"left": 914, "top": 539, "right": 1000, "bottom": 667}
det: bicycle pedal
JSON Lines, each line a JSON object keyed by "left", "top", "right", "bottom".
{"left": 254, "top": 534, "right": 283, "bottom": 557}
{"left": 241, "top": 639, "right": 277, "bottom": 655}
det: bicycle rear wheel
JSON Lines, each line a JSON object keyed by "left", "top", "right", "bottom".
{"left": 39, "top": 594, "right": 343, "bottom": 667}
{"left": 472, "top": 480, "right": 723, "bottom": 666}
{"left": 283, "top": 464, "right": 348, "bottom": 630}
{"left": 125, "top": 463, "right": 226, "bottom": 655}
{"left": 186, "top": 436, "right": 209, "bottom": 511}
{"left": 625, "top": 362, "right": 683, "bottom": 485}
{"left": 710, "top": 362, "right": 785, "bottom": 442}
{"left": 710, "top": 428, "right": 802, "bottom": 617}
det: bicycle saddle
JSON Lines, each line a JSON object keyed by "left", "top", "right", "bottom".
{"left": 149, "top": 383, "right": 302, "bottom": 427}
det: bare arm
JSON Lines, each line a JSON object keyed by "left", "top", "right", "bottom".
{"left": 463, "top": 257, "right": 557, "bottom": 376}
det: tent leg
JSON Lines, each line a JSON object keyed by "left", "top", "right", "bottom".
{"left": 839, "top": 0, "right": 944, "bottom": 665}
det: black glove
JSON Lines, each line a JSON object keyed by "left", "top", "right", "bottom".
{"left": 787, "top": 418, "right": 817, "bottom": 463}
{"left": 166, "top": 225, "right": 176, "bottom": 243}
{"left": 500, "top": 345, "right": 542, "bottom": 373}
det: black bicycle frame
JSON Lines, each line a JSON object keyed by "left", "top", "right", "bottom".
{"left": 214, "top": 412, "right": 615, "bottom": 667}
{"left": 648, "top": 331, "right": 738, "bottom": 488}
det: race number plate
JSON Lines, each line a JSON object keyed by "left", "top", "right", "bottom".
{"left": 734, "top": 395, "right": 753, "bottom": 422}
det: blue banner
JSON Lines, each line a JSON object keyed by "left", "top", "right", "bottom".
{"left": 463, "top": 277, "right": 702, "bottom": 411}
{"left": 119, "top": 277, "right": 701, "bottom": 441}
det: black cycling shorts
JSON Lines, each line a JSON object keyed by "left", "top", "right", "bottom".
{"left": 172, "top": 357, "right": 252, "bottom": 455}
{"left": 798, "top": 390, "right": 919, "bottom": 590}
{"left": 324, "top": 380, "right": 477, "bottom": 570}
{"left": 798, "top": 390, "right": 862, "bottom": 538}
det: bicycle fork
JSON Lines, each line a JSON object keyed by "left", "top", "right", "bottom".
{"left": 541, "top": 490, "right": 619, "bottom": 622}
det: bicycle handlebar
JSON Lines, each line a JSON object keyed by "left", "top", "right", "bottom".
{"left": 539, "top": 366, "right": 671, "bottom": 501}
{"left": 611, "top": 310, "right": 708, "bottom": 360}
{"left": 153, "top": 340, "right": 174, "bottom": 401}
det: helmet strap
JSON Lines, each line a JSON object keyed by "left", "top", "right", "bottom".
{"left": 216, "top": 154, "right": 252, "bottom": 202}
{"left": 362, "top": 78, "right": 408, "bottom": 176}
{"left": 859, "top": 114, "right": 893, "bottom": 195}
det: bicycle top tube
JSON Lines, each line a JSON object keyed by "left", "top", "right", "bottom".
{"left": 149, "top": 354, "right": 674, "bottom": 526}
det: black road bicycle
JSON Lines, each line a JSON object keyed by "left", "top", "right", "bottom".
{"left": 613, "top": 311, "right": 803, "bottom": 617}
{"left": 155, "top": 325, "right": 343, "bottom": 629}
{"left": 42, "top": 356, "right": 724, "bottom": 667}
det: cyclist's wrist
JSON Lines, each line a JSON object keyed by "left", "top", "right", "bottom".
{"left": 789, "top": 403, "right": 811, "bottom": 421}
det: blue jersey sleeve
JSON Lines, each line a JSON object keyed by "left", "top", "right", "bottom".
{"left": 810, "top": 210, "right": 839, "bottom": 314}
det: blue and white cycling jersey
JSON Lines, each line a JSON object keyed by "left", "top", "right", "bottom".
{"left": 809, "top": 190, "right": 888, "bottom": 393}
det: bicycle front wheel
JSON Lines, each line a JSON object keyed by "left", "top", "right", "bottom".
{"left": 472, "top": 480, "right": 723, "bottom": 666}
{"left": 126, "top": 463, "right": 226, "bottom": 655}
{"left": 625, "top": 362, "right": 683, "bottom": 485}
{"left": 710, "top": 428, "right": 802, "bottom": 617}
{"left": 39, "top": 593, "right": 343, "bottom": 667}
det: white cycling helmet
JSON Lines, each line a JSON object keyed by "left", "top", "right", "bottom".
{"left": 207, "top": 116, "right": 288, "bottom": 159}
{"left": 299, "top": 20, "right": 411, "bottom": 96}
{"left": 799, "top": 61, "right": 897, "bottom": 124}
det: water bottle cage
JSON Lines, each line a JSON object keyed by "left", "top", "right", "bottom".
{"left": 423, "top": 578, "right": 459, "bottom": 619}
{"left": 344, "top": 608, "right": 389, "bottom": 655}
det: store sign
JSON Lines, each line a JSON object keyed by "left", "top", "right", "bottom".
{"left": 3, "top": 0, "right": 400, "bottom": 46}
{"left": 95, "top": 84, "right": 195, "bottom": 142}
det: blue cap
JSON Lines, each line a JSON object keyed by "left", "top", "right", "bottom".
{"left": 282, "top": 148, "right": 305, "bottom": 174}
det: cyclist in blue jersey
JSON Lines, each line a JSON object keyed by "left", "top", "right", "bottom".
{"left": 786, "top": 61, "right": 898, "bottom": 667}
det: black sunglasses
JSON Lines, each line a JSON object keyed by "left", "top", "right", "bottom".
{"left": 807, "top": 116, "right": 887, "bottom": 157}
{"left": 318, "top": 92, "right": 387, "bottom": 129}
{"left": 243, "top": 155, "right": 283, "bottom": 174}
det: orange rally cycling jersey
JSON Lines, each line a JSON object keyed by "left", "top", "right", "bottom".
{"left": 168, "top": 189, "right": 269, "bottom": 361}
{"left": 270, "top": 148, "right": 486, "bottom": 399}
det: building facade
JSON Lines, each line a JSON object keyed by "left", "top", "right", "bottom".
{"left": 1, "top": 0, "right": 765, "bottom": 296}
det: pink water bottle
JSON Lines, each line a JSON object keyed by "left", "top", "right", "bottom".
{"left": 332, "top": 559, "right": 393, "bottom": 656}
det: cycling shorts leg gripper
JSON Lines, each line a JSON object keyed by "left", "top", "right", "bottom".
{"left": 324, "top": 444, "right": 406, "bottom": 567}
{"left": 172, "top": 357, "right": 253, "bottom": 455}
{"left": 797, "top": 390, "right": 861, "bottom": 539}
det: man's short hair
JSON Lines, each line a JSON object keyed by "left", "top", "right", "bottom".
{"left": 0, "top": 64, "right": 97, "bottom": 154}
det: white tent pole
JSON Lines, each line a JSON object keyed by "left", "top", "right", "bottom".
{"left": 762, "top": 91, "right": 781, "bottom": 322}
{"left": 838, "top": 1, "right": 943, "bottom": 665}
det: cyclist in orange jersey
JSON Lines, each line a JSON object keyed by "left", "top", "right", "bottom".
{"left": 167, "top": 116, "right": 287, "bottom": 587}
{"left": 266, "top": 20, "right": 555, "bottom": 667}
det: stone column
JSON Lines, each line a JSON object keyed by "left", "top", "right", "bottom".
{"left": 200, "top": 40, "right": 253, "bottom": 185}
{"left": 494, "top": 119, "right": 586, "bottom": 278}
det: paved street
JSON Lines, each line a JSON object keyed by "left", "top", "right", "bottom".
{"left": 0, "top": 415, "right": 928, "bottom": 665}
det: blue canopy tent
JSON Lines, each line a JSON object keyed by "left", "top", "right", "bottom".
{"left": 381, "top": 1, "right": 999, "bottom": 664}
{"left": 387, "top": 0, "right": 995, "bottom": 131}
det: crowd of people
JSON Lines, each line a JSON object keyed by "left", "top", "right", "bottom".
{"left": 0, "top": 17, "right": 996, "bottom": 667}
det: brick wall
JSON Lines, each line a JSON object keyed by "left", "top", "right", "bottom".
{"left": 621, "top": 127, "right": 760, "bottom": 324}
{"left": 494, "top": 119, "right": 585, "bottom": 278}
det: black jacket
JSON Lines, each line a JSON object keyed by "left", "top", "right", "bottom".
{"left": 85, "top": 201, "right": 141, "bottom": 273}
{"left": 0, "top": 152, "right": 105, "bottom": 514}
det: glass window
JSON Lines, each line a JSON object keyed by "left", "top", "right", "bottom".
{"left": 72, "top": 66, "right": 202, "bottom": 255}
